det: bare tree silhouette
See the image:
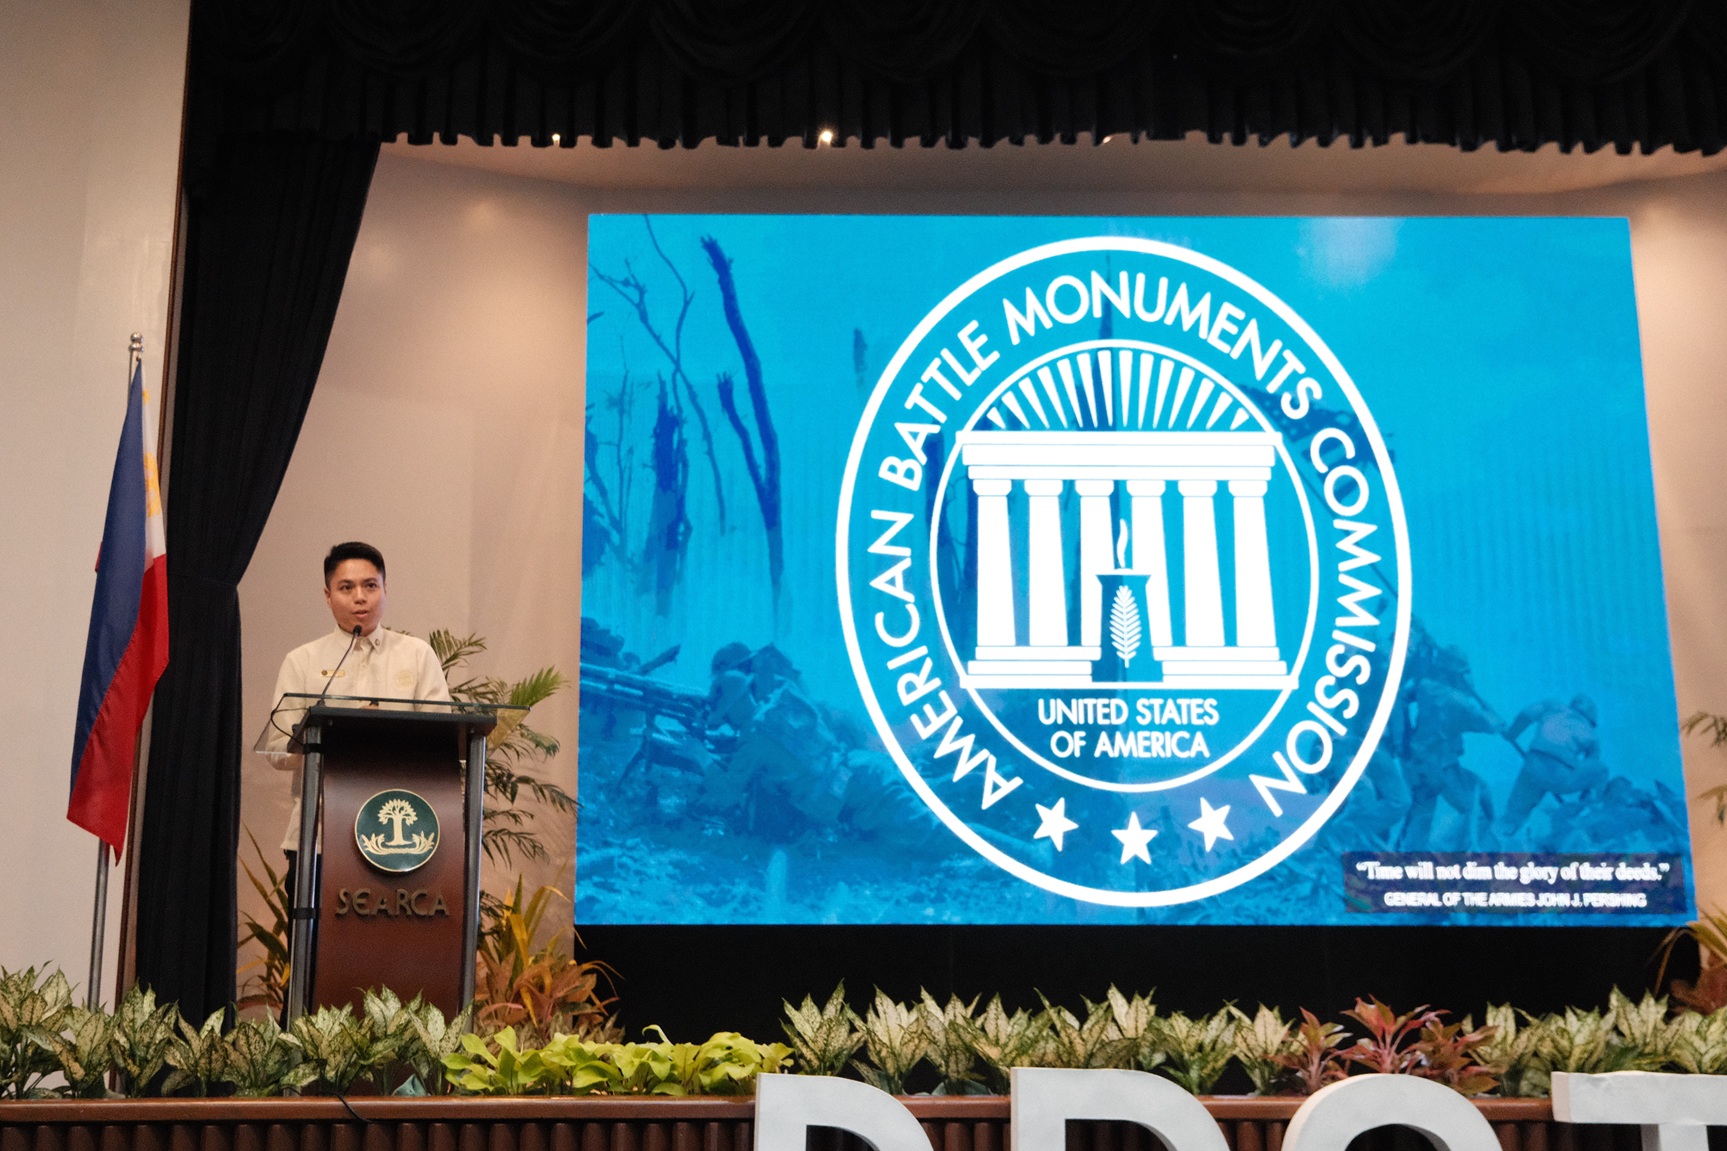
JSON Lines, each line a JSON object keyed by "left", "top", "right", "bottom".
{"left": 591, "top": 217, "right": 728, "bottom": 531}
{"left": 581, "top": 361, "right": 633, "bottom": 576}
{"left": 639, "top": 375, "right": 693, "bottom": 614}
{"left": 700, "top": 234, "right": 784, "bottom": 621}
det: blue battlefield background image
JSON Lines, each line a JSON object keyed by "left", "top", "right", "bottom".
{"left": 576, "top": 214, "right": 1693, "bottom": 927}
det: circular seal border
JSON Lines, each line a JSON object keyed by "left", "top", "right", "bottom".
{"left": 836, "top": 234, "right": 1414, "bottom": 908}
{"left": 354, "top": 786, "right": 441, "bottom": 875}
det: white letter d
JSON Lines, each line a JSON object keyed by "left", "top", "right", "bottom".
{"left": 755, "top": 1074, "right": 928, "bottom": 1151}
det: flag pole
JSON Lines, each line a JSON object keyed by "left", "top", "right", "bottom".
{"left": 84, "top": 331, "right": 144, "bottom": 1012}
{"left": 86, "top": 841, "right": 109, "bottom": 1010}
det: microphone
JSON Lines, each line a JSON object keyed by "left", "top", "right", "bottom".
{"left": 312, "top": 624, "right": 364, "bottom": 708}
{"left": 269, "top": 624, "right": 362, "bottom": 750}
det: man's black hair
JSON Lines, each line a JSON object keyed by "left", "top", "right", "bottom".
{"left": 324, "top": 541, "right": 386, "bottom": 584}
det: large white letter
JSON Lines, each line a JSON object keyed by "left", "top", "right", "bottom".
{"left": 1284, "top": 1076, "right": 1499, "bottom": 1151}
{"left": 1554, "top": 1070, "right": 1727, "bottom": 1151}
{"left": 755, "top": 1075, "right": 929, "bottom": 1151}
{"left": 1010, "top": 1068, "right": 1229, "bottom": 1151}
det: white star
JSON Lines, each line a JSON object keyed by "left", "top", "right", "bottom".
{"left": 1187, "top": 797, "right": 1234, "bottom": 852}
{"left": 1033, "top": 797, "right": 1079, "bottom": 852}
{"left": 1112, "top": 812, "right": 1157, "bottom": 864}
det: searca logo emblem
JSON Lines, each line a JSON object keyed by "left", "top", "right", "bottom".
{"left": 836, "top": 236, "right": 1412, "bottom": 907}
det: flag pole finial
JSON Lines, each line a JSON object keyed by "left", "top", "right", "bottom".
{"left": 128, "top": 332, "right": 143, "bottom": 354}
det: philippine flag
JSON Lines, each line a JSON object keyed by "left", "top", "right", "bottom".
{"left": 68, "top": 358, "right": 169, "bottom": 854}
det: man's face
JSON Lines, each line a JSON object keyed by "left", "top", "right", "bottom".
{"left": 325, "top": 559, "right": 386, "bottom": 636}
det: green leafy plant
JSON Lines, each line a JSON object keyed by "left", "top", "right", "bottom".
{"left": 355, "top": 987, "right": 424, "bottom": 1091}
{"left": 430, "top": 630, "right": 575, "bottom": 867}
{"left": 602, "top": 1038, "right": 681, "bottom": 1094}
{"left": 1232, "top": 1005, "right": 1296, "bottom": 1095}
{"left": 650, "top": 1026, "right": 791, "bottom": 1096}
{"left": 1669, "top": 1008, "right": 1727, "bottom": 1074}
{"left": 781, "top": 983, "right": 863, "bottom": 1076}
{"left": 1609, "top": 988, "right": 1676, "bottom": 1069}
{"left": 405, "top": 998, "right": 474, "bottom": 1095}
{"left": 164, "top": 1009, "right": 230, "bottom": 1096}
{"left": 1037, "top": 991, "right": 1133, "bottom": 1069}
{"left": 237, "top": 827, "right": 292, "bottom": 1018}
{"left": 969, "top": 995, "right": 1049, "bottom": 1093}
{"left": 1153, "top": 1008, "right": 1239, "bottom": 1095}
{"left": 445, "top": 1026, "right": 550, "bottom": 1095}
{"left": 27, "top": 972, "right": 1727, "bottom": 1101}
{"left": 0, "top": 967, "right": 75, "bottom": 1099}
{"left": 111, "top": 984, "right": 179, "bottom": 1095}
{"left": 48, "top": 1005, "right": 117, "bottom": 1098}
{"left": 538, "top": 1032, "right": 623, "bottom": 1094}
{"left": 1103, "top": 986, "right": 1164, "bottom": 1072}
{"left": 448, "top": 1027, "right": 793, "bottom": 1098}
{"left": 223, "top": 1017, "right": 314, "bottom": 1096}
{"left": 1475, "top": 1004, "right": 1546, "bottom": 1097}
{"left": 723, "top": 1031, "right": 793, "bottom": 1091}
{"left": 1536, "top": 1005, "right": 1653, "bottom": 1076}
{"left": 920, "top": 991, "right": 986, "bottom": 1094}
{"left": 853, "top": 990, "right": 928, "bottom": 1094}
{"left": 290, "top": 1004, "right": 377, "bottom": 1093}
{"left": 1276, "top": 1009, "right": 1349, "bottom": 1095}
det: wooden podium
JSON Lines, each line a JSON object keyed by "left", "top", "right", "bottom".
{"left": 265, "top": 695, "right": 521, "bottom": 1022}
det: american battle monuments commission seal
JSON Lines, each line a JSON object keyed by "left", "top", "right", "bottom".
{"left": 837, "top": 236, "right": 1412, "bottom": 906}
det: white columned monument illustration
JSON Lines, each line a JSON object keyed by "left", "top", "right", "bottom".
{"left": 962, "top": 428, "right": 1289, "bottom": 688}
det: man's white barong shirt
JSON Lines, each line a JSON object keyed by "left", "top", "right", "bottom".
{"left": 264, "top": 627, "right": 451, "bottom": 851}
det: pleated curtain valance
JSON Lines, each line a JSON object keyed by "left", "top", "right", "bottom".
{"left": 190, "top": 0, "right": 1727, "bottom": 154}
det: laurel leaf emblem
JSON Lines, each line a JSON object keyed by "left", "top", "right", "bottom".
{"left": 1110, "top": 586, "right": 1142, "bottom": 668}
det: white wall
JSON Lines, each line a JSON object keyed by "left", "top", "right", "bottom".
{"left": 0, "top": 0, "right": 189, "bottom": 989}
{"left": 1607, "top": 175, "right": 1727, "bottom": 908}
{"left": 238, "top": 144, "right": 1727, "bottom": 951}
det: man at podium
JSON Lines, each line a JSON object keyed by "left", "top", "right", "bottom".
{"left": 265, "top": 541, "right": 451, "bottom": 869}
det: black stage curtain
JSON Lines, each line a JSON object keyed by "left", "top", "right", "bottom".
{"left": 191, "top": 0, "right": 1727, "bottom": 153}
{"left": 133, "top": 133, "right": 379, "bottom": 1021}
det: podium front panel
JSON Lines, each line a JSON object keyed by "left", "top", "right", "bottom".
{"left": 310, "top": 713, "right": 470, "bottom": 1016}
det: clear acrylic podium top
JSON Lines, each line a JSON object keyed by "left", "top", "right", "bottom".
{"left": 254, "top": 693, "right": 529, "bottom": 754}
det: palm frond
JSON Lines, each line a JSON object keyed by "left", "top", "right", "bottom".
{"left": 417, "top": 628, "right": 574, "bottom": 870}
{"left": 1697, "top": 783, "right": 1727, "bottom": 826}
{"left": 511, "top": 723, "right": 562, "bottom": 757}
{"left": 510, "top": 667, "right": 571, "bottom": 709}
{"left": 429, "top": 630, "right": 488, "bottom": 675}
{"left": 483, "top": 826, "right": 551, "bottom": 865}
{"left": 447, "top": 674, "right": 500, "bottom": 701}
{"left": 514, "top": 771, "right": 579, "bottom": 813}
